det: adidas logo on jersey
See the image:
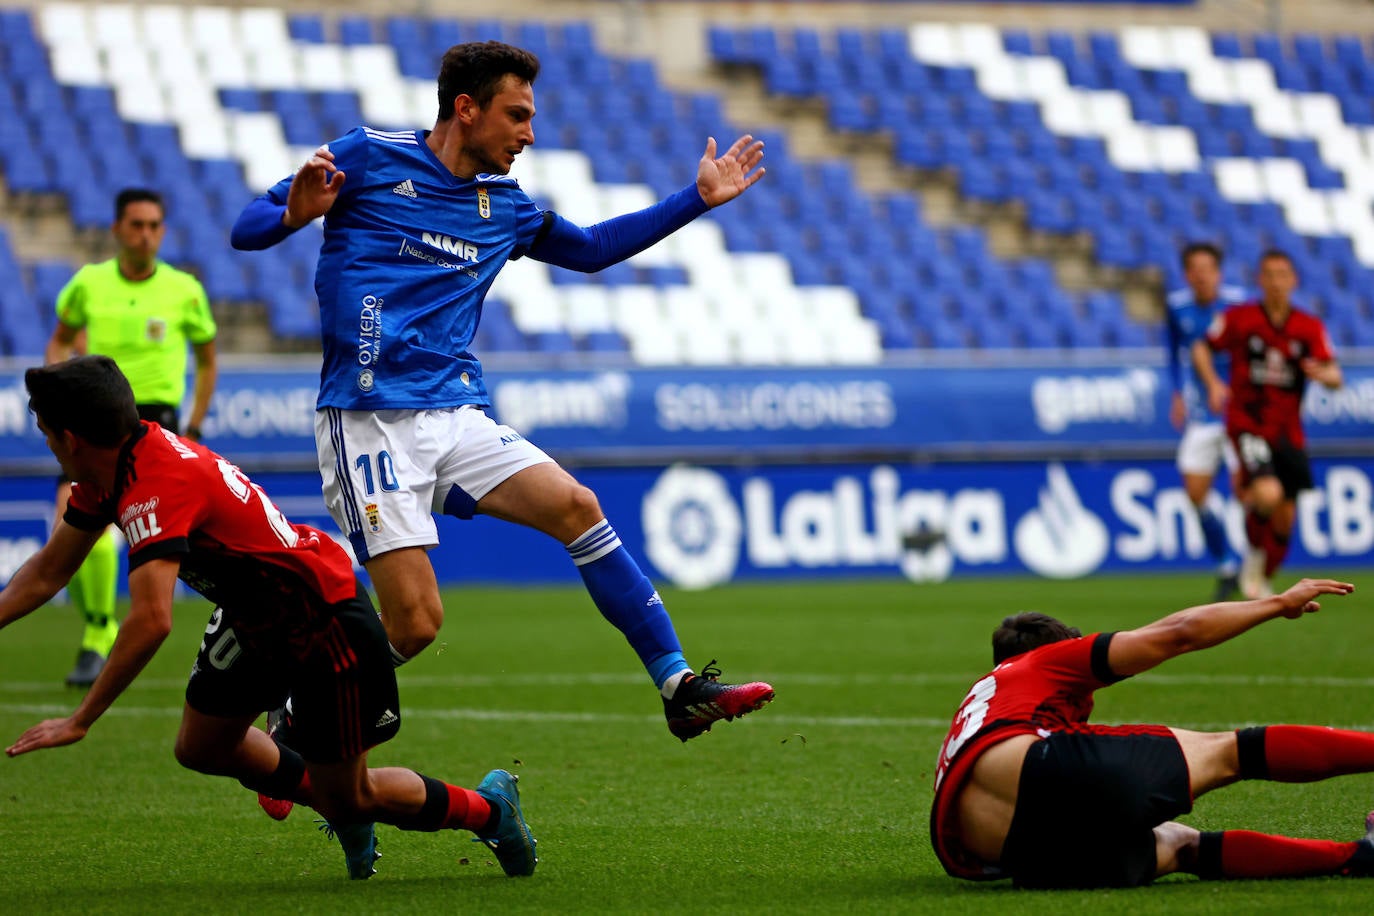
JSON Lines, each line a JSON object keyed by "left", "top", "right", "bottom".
{"left": 375, "top": 708, "right": 399, "bottom": 727}
{"left": 392, "top": 179, "right": 418, "bottom": 199}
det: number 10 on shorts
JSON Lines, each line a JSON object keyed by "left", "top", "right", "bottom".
{"left": 356, "top": 451, "right": 400, "bottom": 495}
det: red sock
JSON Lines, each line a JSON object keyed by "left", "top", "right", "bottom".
{"left": 392, "top": 775, "right": 494, "bottom": 832}
{"left": 441, "top": 784, "right": 493, "bottom": 832}
{"left": 293, "top": 770, "right": 313, "bottom": 803}
{"left": 1262, "top": 725, "right": 1374, "bottom": 782}
{"left": 1218, "top": 831, "right": 1358, "bottom": 878}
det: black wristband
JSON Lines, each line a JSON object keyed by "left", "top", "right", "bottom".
{"left": 187, "top": 425, "right": 203, "bottom": 441}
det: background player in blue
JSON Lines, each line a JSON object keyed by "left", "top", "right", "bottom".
{"left": 1165, "top": 243, "right": 1246, "bottom": 599}
{"left": 232, "top": 41, "right": 773, "bottom": 746}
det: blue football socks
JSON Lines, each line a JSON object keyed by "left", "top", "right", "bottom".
{"left": 1198, "top": 506, "right": 1241, "bottom": 573}
{"left": 567, "top": 520, "right": 688, "bottom": 690}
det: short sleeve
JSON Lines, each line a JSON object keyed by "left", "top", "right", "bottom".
{"left": 64, "top": 481, "right": 112, "bottom": 531}
{"left": 1309, "top": 317, "right": 1335, "bottom": 362}
{"left": 1027, "top": 632, "right": 1126, "bottom": 691}
{"left": 182, "top": 276, "right": 218, "bottom": 344}
{"left": 118, "top": 474, "right": 199, "bottom": 571}
{"left": 54, "top": 267, "right": 88, "bottom": 328}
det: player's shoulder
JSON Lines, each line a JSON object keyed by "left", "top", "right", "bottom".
{"left": 474, "top": 172, "right": 523, "bottom": 189}
{"left": 154, "top": 261, "right": 206, "bottom": 292}
{"left": 355, "top": 126, "right": 423, "bottom": 150}
{"left": 1165, "top": 288, "right": 1194, "bottom": 310}
{"left": 68, "top": 259, "right": 118, "bottom": 287}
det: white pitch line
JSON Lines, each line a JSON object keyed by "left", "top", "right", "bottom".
{"left": 3, "top": 703, "right": 1374, "bottom": 735}
{"left": 5, "top": 670, "right": 1374, "bottom": 694}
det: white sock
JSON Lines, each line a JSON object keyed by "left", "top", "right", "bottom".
{"left": 389, "top": 642, "right": 410, "bottom": 668}
{"left": 660, "top": 669, "right": 692, "bottom": 699}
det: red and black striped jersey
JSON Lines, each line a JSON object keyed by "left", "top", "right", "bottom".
{"left": 66, "top": 421, "right": 357, "bottom": 640}
{"left": 1205, "top": 302, "right": 1335, "bottom": 447}
{"left": 930, "top": 632, "right": 1128, "bottom": 880}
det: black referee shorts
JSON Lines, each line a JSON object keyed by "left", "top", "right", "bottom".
{"left": 1000, "top": 729, "right": 1193, "bottom": 889}
{"left": 185, "top": 583, "right": 401, "bottom": 764}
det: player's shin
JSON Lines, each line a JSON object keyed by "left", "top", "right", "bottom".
{"left": 1237, "top": 725, "right": 1374, "bottom": 782}
{"left": 1193, "top": 830, "right": 1364, "bottom": 879}
{"left": 566, "top": 521, "right": 688, "bottom": 691}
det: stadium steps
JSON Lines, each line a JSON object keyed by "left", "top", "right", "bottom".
{"left": 698, "top": 43, "right": 1164, "bottom": 322}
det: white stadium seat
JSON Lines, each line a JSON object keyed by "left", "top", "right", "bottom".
{"left": 1213, "top": 159, "right": 1266, "bottom": 203}
{"left": 188, "top": 6, "right": 238, "bottom": 50}
{"left": 1120, "top": 26, "right": 1171, "bottom": 70}
{"left": 910, "top": 23, "right": 960, "bottom": 68}
{"left": 41, "top": 4, "right": 92, "bottom": 48}
{"left": 237, "top": 8, "right": 292, "bottom": 51}
{"left": 90, "top": 5, "right": 140, "bottom": 49}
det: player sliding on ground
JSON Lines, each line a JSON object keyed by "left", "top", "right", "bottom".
{"left": 0, "top": 356, "right": 536, "bottom": 881}
{"left": 932, "top": 577, "right": 1374, "bottom": 889}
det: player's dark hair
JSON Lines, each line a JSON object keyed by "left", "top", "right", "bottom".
{"left": 1259, "top": 248, "right": 1294, "bottom": 270}
{"left": 114, "top": 188, "right": 165, "bottom": 221}
{"left": 1181, "top": 242, "right": 1222, "bottom": 269}
{"left": 25, "top": 355, "right": 140, "bottom": 448}
{"left": 435, "top": 41, "right": 540, "bottom": 120}
{"left": 992, "top": 612, "right": 1082, "bottom": 665}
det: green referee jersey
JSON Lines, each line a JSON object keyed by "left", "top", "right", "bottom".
{"left": 55, "top": 259, "right": 217, "bottom": 407}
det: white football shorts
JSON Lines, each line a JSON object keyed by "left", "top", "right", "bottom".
{"left": 315, "top": 405, "right": 553, "bottom": 562}
{"left": 1176, "top": 421, "right": 1237, "bottom": 476}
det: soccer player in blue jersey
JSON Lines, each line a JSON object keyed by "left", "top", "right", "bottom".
{"left": 1165, "top": 243, "right": 1246, "bottom": 599}
{"left": 231, "top": 42, "right": 773, "bottom": 754}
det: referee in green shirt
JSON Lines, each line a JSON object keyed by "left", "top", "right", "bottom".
{"left": 44, "top": 188, "right": 218, "bottom": 686}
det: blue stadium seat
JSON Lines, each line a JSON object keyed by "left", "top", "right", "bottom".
{"left": 288, "top": 14, "right": 327, "bottom": 43}
{"left": 338, "top": 16, "right": 375, "bottom": 45}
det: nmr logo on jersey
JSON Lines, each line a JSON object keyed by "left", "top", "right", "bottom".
{"left": 419, "top": 232, "right": 479, "bottom": 262}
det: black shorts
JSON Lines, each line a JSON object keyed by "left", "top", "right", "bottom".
{"left": 1231, "top": 431, "right": 1313, "bottom": 499}
{"left": 185, "top": 583, "right": 401, "bottom": 764}
{"left": 137, "top": 403, "right": 180, "bottom": 434}
{"left": 1000, "top": 729, "right": 1193, "bottom": 889}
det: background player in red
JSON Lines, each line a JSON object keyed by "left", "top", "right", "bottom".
{"left": 931, "top": 577, "right": 1373, "bottom": 889}
{"left": 1193, "top": 249, "right": 1343, "bottom": 598}
{"left": 0, "top": 356, "right": 536, "bottom": 881}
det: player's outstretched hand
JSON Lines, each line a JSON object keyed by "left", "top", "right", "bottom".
{"left": 696, "top": 135, "right": 765, "bottom": 207}
{"left": 1275, "top": 578, "right": 1355, "bottom": 619}
{"left": 7, "top": 716, "right": 87, "bottom": 757}
{"left": 284, "top": 145, "right": 346, "bottom": 229}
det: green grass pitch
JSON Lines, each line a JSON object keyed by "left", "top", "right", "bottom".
{"left": 3, "top": 573, "right": 1374, "bottom": 913}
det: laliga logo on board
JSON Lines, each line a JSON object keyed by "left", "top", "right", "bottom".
{"left": 641, "top": 463, "right": 1114, "bottom": 587}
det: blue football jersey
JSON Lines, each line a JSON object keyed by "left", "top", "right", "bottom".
{"left": 257, "top": 127, "right": 548, "bottom": 410}
{"left": 1164, "top": 283, "right": 1247, "bottom": 423}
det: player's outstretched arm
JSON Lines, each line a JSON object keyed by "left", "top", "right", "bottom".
{"left": 0, "top": 522, "right": 101, "bottom": 633}
{"left": 530, "top": 134, "right": 763, "bottom": 272}
{"left": 6, "top": 557, "right": 179, "bottom": 757}
{"left": 1106, "top": 578, "right": 1354, "bottom": 678}
{"left": 695, "top": 135, "right": 766, "bottom": 207}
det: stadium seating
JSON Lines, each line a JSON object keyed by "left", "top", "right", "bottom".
{"left": 707, "top": 22, "right": 1374, "bottom": 348}
{"left": 6, "top": 7, "right": 1371, "bottom": 359}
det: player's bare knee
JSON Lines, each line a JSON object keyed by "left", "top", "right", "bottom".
{"left": 1251, "top": 478, "right": 1284, "bottom": 513}
{"left": 565, "top": 482, "right": 604, "bottom": 528}
{"left": 380, "top": 595, "right": 443, "bottom": 658}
